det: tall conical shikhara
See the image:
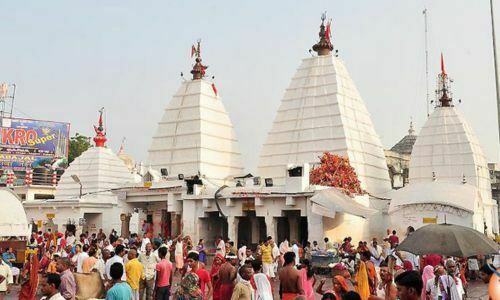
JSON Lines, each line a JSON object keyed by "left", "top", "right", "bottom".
{"left": 407, "top": 54, "right": 498, "bottom": 233}
{"left": 257, "top": 15, "right": 391, "bottom": 194}
{"left": 147, "top": 41, "right": 244, "bottom": 184}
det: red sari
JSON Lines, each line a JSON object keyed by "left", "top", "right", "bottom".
{"left": 210, "top": 254, "right": 225, "bottom": 300}
{"left": 19, "top": 254, "right": 39, "bottom": 300}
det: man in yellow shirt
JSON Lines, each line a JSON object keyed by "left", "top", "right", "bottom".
{"left": 125, "top": 249, "right": 144, "bottom": 300}
{"left": 261, "top": 237, "right": 274, "bottom": 279}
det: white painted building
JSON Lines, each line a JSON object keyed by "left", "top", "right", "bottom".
{"left": 24, "top": 112, "right": 136, "bottom": 236}
{"left": 389, "top": 59, "right": 499, "bottom": 236}
{"left": 122, "top": 19, "right": 392, "bottom": 247}
{"left": 146, "top": 43, "right": 244, "bottom": 186}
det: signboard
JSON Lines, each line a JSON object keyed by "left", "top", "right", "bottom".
{"left": 0, "top": 117, "right": 70, "bottom": 170}
{"left": 242, "top": 201, "right": 255, "bottom": 211}
{"left": 46, "top": 213, "right": 55, "bottom": 220}
{"left": 423, "top": 217, "right": 437, "bottom": 224}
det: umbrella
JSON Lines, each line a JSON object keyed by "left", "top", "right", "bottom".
{"left": 396, "top": 223, "right": 499, "bottom": 257}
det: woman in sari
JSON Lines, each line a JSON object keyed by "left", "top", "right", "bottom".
{"left": 355, "top": 261, "right": 370, "bottom": 300}
{"left": 197, "top": 239, "right": 207, "bottom": 264}
{"left": 421, "top": 265, "right": 435, "bottom": 300}
{"left": 19, "top": 252, "right": 39, "bottom": 300}
{"left": 175, "top": 272, "right": 203, "bottom": 300}
{"left": 210, "top": 254, "right": 225, "bottom": 300}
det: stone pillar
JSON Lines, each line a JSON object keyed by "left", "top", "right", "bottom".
{"left": 227, "top": 216, "right": 239, "bottom": 244}
{"left": 120, "top": 214, "right": 131, "bottom": 238}
{"left": 289, "top": 215, "right": 299, "bottom": 242}
{"left": 182, "top": 200, "right": 198, "bottom": 242}
{"left": 307, "top": 204, "right": 324, "bottom": 245}
{"left": 250, "top": 217, "right": 259, "bottom": 243}
{"left": 265, "top": 215, "right": 277, "bottom": 241}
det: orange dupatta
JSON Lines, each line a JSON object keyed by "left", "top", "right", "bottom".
{"left": 355, "top": 261, "right": 370, "bottom": 300}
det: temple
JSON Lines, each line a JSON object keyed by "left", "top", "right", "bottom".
{"left": 146, "top": 41, "right": 244, "bottom": 185}
{"left": 257, "top": 15, "right": 391, "bottom": 196}
{"left": 389, "top": 55, "right": 499, "bottom": 235}
{"left": 23, "top": 110, "right": 136, "bottom": 234}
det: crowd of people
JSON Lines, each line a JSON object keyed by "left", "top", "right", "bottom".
{"left": 0, "top": 225, "right": 497, "bottom": 300}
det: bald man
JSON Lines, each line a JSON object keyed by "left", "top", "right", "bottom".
{"left": 125, "top": 249, "right": 144, "bottom": 300}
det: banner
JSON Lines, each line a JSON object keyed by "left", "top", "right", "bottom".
{"left": 0, "top": 118, "right": 70, "bottom": 170}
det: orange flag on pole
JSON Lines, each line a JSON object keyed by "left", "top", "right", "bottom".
{"left": 441, "top": 53, "right": 446, "bottom": 75}
{"left": 191, "top": 45, "right": 196, "bottom": 58}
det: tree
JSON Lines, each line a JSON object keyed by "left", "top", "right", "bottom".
{"left": 309, "top": 152, "right": 364, "bottom": 196}
{"left": 68, "top": 134, "right": 92, "bottom": 164}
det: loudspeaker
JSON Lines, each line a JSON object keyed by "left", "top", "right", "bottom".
{"left": 265, "top": 178, "right": 273, "bottom": 187}
{"left": 178, "top": 174, "right": 184, "bottom": 180}
{"left": 160, "top": 168, "right": 168, "bottom": 176}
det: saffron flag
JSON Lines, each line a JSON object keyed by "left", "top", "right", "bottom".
{"left": 441, "top": 53, "right": 446, "bottom": 75}
{"left": 325, "top": 21, "right": 331, "bottom": 42}
{"left": 212, "top": 83, "right": 218, "bottom": 96}
{"left": 191, "top": 45, "right": 196, "bottom": 58}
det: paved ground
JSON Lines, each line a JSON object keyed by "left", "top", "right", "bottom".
{"left": 5, "top": 274, "right": 490, "bottom": 299}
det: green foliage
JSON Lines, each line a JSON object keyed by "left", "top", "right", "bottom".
{"left": 68, "top": 134, "right": 92, "bottom": 164}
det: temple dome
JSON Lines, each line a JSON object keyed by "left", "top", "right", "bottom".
{"left": 0, "top": 188, "right": 29, "bottom": 237}
{"left": 147, "top": 79, "right": 244, "bottom": 185}
{"left": 257, "top": 54, "right": 391, "bottom": 194}
{"left": 54, "top": 147, "right": 134, "bottom": 202}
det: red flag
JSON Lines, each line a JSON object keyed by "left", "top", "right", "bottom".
{"left": 191, "top": 45, "right": 196, "bottom": 58}
{"left": 325, "top": 21, "right": 331, "bottom": 42}
{"left": 441, "top": 52, "right": 446, "bottom": 75}
{"left": 211, "top": 83, "right": 218, "bottom": 96}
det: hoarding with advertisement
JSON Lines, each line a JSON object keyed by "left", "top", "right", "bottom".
{"left": 0, "top": 118, "right": 70, "bottom": 170}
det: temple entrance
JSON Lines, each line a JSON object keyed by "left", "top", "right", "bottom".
{"left": 161, "top": 210, "right": 171, "bottom": 238}
{"left": 83, "top": 213, "right": 102, "bottom": 235}
{"left": 237, "top": 212, "right": 266, "bottom": 248}
{"left": 277, "top": 217, "right": 290, "bottom": 244}
{"left": 277, "top": 211, "right": 307, "bottom": 246}
{"left": 199, "top": 212, "right": 228, "bottom": 248}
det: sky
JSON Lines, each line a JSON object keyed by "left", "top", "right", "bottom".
{"left": 1, "top": 0, "right": 500, "bottom": 173}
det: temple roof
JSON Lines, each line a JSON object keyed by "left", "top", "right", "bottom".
{"left": 54, "top": 112, "right": 134, "bottom": 201}
{"left": 390, "top": 121, "right": 417, "bottom": 155}
{"left": 409, "top": 106, "right": 492, "bottom": 200}
{"left": 257, "top": 53, "right": 391, "bottom": 194}
{"left": 147, "top": 79, "right": 244, "bottom": 184}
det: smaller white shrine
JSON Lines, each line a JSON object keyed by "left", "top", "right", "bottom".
{"left": 24, "top": 111, "right": 136, "bottom": 235}
{"left": 389, "top": 56, "right": 499, "bottom": 236}
{"left": 0, "top": 188, "right": 29, "bottom": 237}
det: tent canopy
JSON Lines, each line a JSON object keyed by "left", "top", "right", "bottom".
{"left": 310, "top": 188, "right": 378, "bottom": 219}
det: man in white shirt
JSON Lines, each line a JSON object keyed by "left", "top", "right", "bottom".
{"left": 0, "top": 259, "right": 13, "bottom": 299}
{"left": 140, "top": 234, "right": 151, "bottom": 254}
{"left": 369, "top": 238, "right": 384, "bottom": 267}
{"left": 40, "top": 273, "right": 65, "bottom": 300}
{"left": 215, "top": 236, "right": 225, "bottom": 257}
{"left": 105, "top": 245, "right": 127, "bottom": 281}
{"left": 291, "top": 240, "right": 300, "bottom": 266}
{"left": 138, "top": 243, "right": 159, "bottom": 300}
{"left": 76, "top": 244, "right": 89, "bottom": 273}
{"left": 238, "top": 242, "right": 247, "bottom": 266}
{"left": 66, "top": 232, "right": 76, "bottom": 246}
{"left": 445, "top": 259, "right": 465, "bottom": 300}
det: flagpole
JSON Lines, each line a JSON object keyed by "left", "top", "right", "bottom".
{"left": 423, "top": 8, "right": 430, "bottom": 117}
{"left": 490, "top": 0, "right": 500, "bottom": 143}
